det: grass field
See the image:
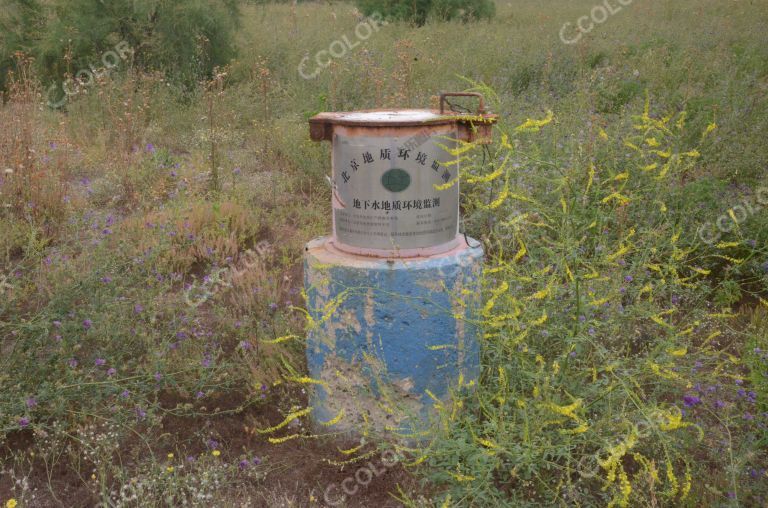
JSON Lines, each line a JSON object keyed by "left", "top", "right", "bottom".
{"left": 1, "top": 0, "right": 768, "bottom": 506}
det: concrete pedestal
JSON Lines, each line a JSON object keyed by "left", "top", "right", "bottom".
{"left": 303, "top": 236, "right": 483, "bottom": 436}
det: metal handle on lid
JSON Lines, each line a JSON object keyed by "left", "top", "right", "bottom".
{"left": 439, "top": 92, "right": 486, "bottom": 115}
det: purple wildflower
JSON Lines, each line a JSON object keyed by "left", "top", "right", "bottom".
{"left": 146, "top": 143, "right": 155, "bottom": 153}
{"left": 134, "top": 304, "right": 143, "bottom": 314}
{"left": 624, "top": 275, "right": 633, "bottom": 283}
{"left": 83, "top": 319, "right": 93, "bottom": 330}
{"left": 107, "top": 368, "right": 117, "bottom": 377}
{"left": 252, "top": 456, "right": 262, "bottom": 465}
{"left": 53, "top": 320, "right": 62, "bottom": 328}
{"left": 18, "top": 417, "right": 30, "bottom": 428}
{"left": 239, "top": 459, "right": 249, "bottom": 469}
{"left": 683, "top": 395, "right": 702, "bottom": 407}
{"left": 154, "top": 372, "right": 162, "bottom": 382}
{"left": 95, "top": 358, "right": 106, "bottom": 367}
{"left": 68, "top": 358, "right": 78, "bottom": 368}
{"left": 206, "top": 439, "right": 219, "bottom": 450}
{"left": 26, "top": 397, "right": 37, "bottom": 408}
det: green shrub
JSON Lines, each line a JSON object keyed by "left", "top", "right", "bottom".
{"left": 0, "top": 0, "right": 240, "bottom": 96}
{"left": 357, "top": 0, "right": 494, "bottom": 26}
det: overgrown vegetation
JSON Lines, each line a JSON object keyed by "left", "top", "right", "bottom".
{"left": 357, "top": 0, "right": 495, "bottom": 26}
{"left": 1, "top": 0, "right": 767, "bottom": 506}
{"left": 392, "top": 88, "right": 768, "bottom": 506}
{"left": 0, "top": 0, "right": 240, "bottom": 95}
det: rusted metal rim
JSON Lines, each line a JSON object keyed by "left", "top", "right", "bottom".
{"left": 310, "top": 109, "right": 462, "bottom": 128}
{"left": 310, "top": 109, "right": 497, "bottom": 125}
{"left": 309, "top": 108, "right": 498, "bottom": 142}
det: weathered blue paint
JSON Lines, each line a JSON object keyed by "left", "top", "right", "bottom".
{"left": 304, "top": 237, "right": 483, "bottom": 435}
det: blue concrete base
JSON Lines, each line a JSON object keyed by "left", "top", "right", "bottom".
{"left": 303, "top": 237, "right": 484, "bottom": 437}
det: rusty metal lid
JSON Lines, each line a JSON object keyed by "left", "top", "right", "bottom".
{"left": 310, "top": 109, "right": 458, "bottom": 128}
{"left": 310, "top": 92, "right": 498, "bottom": 143}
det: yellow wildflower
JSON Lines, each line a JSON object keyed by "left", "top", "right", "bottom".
{"left": 659, "top": 406, "right": 690, "bottom": 431}
{"left": 514, "top": 110, "right": 554, "bottom": 133}
{"left": 530, "top": 311, "right": 548, "bottom": 326}
{"left": 560, "top": 423, "right": 589, "bottom": 435}
{"left": 450, "top": 472, "right": 476, "bottom": 482}
{"left": 665, "top": 460, "right": 678, "bottom": 497}
{"left": 545, "top": 399, "right": 582, "bottom": 419}
{"left": 257, "top": 407, "right": 312, "bottom": 434}
{"left": 601, "top": 192, "right": 631, "bottom": 205}
{"left": 680, "top": 465, "right": 692, "bottom": 500}
{"left": 268, "top": 434, "right": 301, "bottom": 444}
{"left": 320, "top": 408, "right": 345, "bottom": 427}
